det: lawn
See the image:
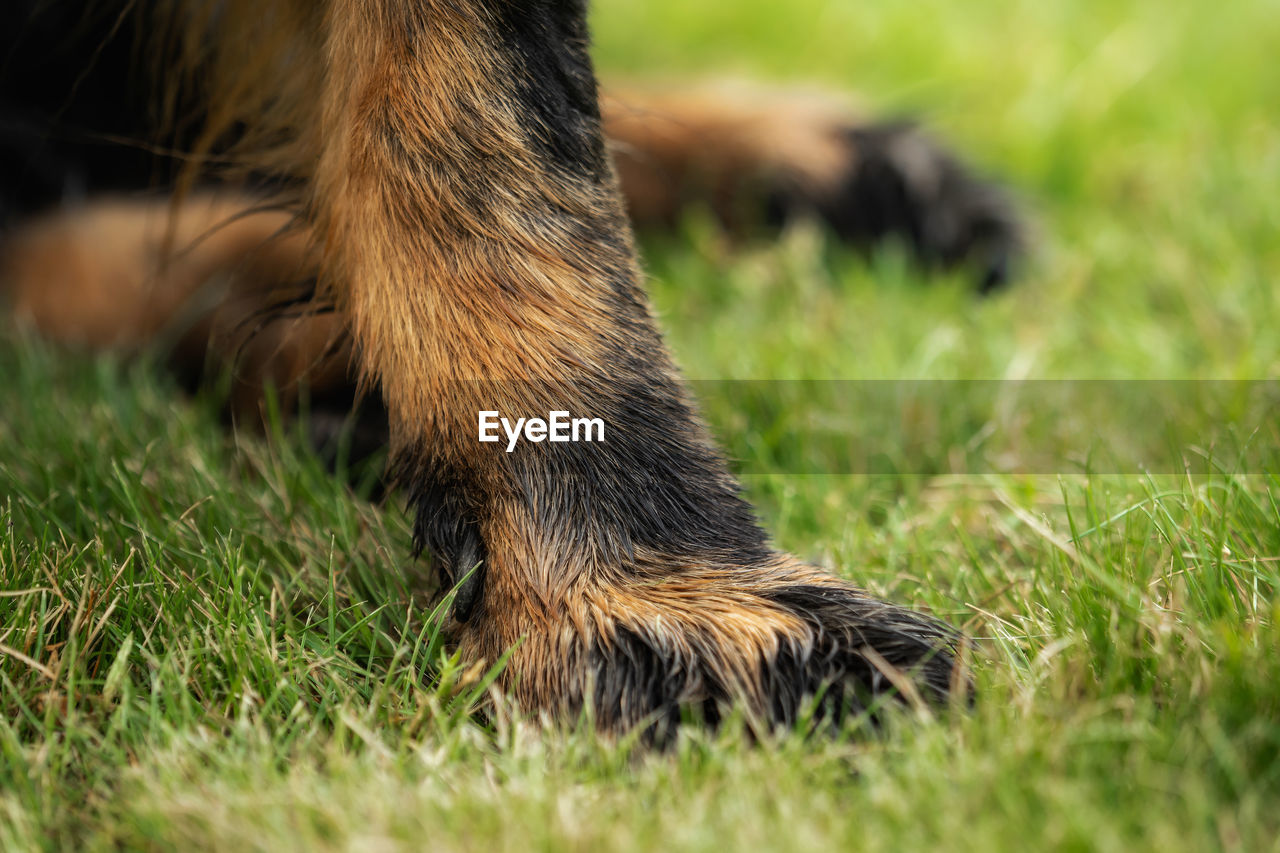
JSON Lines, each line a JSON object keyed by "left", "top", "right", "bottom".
{"left": 2, "top": 0, "right": 1279, "bottom": 849}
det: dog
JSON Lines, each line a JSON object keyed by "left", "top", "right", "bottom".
{"left": 1, "top": 0, "right": 1019, "bottom": 736}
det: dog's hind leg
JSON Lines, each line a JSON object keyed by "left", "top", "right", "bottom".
{"left": 0, "top": 194, "right": 353, "bottom": 425}
{"left": 602, "top": 83, "right": 1022, "bottom": 292}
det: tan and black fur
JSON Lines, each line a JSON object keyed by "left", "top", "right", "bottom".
{"left": 1, "top": 0, "right": 1011, "bottom": 736}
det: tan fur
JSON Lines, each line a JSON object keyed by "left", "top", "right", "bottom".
{"left": 280, "top": 4, "right": 739, "bottom": 712}
{"left": 3, "top": 80, "right": 867, "bottom": 395}
{"left": 604, "top": 82, "right": 858, "bottom": 229}
{"left": 3, "top": 3, "right": 965, "bottom": 730}
{"left": 1, "top": 195, "right": 343, "bottom": 422}
{"left": 314, "top": 3, "right": 636, "bottom": 423}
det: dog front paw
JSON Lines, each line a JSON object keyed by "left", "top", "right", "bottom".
{"left": 454, "top": 556, "right": 967, "bottom": 739}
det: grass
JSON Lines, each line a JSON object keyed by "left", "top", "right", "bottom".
{"left": 2, "top": 0, "right": 1279, "bottom": 848}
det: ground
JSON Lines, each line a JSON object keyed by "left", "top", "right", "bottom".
{"left": 2, "top": 0, "right": 1279, "bottom": 849}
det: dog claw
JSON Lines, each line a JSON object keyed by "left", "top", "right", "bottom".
{"left": 446, "top": 529, "right": 486, "bottom": 623}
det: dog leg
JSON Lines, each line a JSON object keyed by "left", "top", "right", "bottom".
{"left": 0, "top": 195, "right": 355, "bottom": 427}
{"left": 604, "top": 83, "right": 1022, "bottom": 292}
{"left": 306, "top": 0, "right": 965, "bottom": 734}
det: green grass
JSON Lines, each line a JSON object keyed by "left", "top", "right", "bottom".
{"left": 3, "top": 0, "right": 1280, "bottom": 848}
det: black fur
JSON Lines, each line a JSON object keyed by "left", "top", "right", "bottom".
{"left": 761, "top": 584, "right": 963, "bottom": 705}
{"left": 767, "top": 121, "right": 1023, "bottom": 293}
{"left": 486, "top": 0, "right": 609, "bottom": 183}
{"left": 0, "top": 1, "right": 212, "bottom": 224}
{"left": 589, "top": 625, "right": 705, "bottom": 738}
{"left": 583, "top": 584, "right": 965, "bottom": 739}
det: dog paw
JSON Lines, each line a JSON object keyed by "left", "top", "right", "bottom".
{"left": 770, "top": 121, "right": 1024, "bottom": 292}
{"left": 453, "top": 555, "right": 966, "bottom": 739}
